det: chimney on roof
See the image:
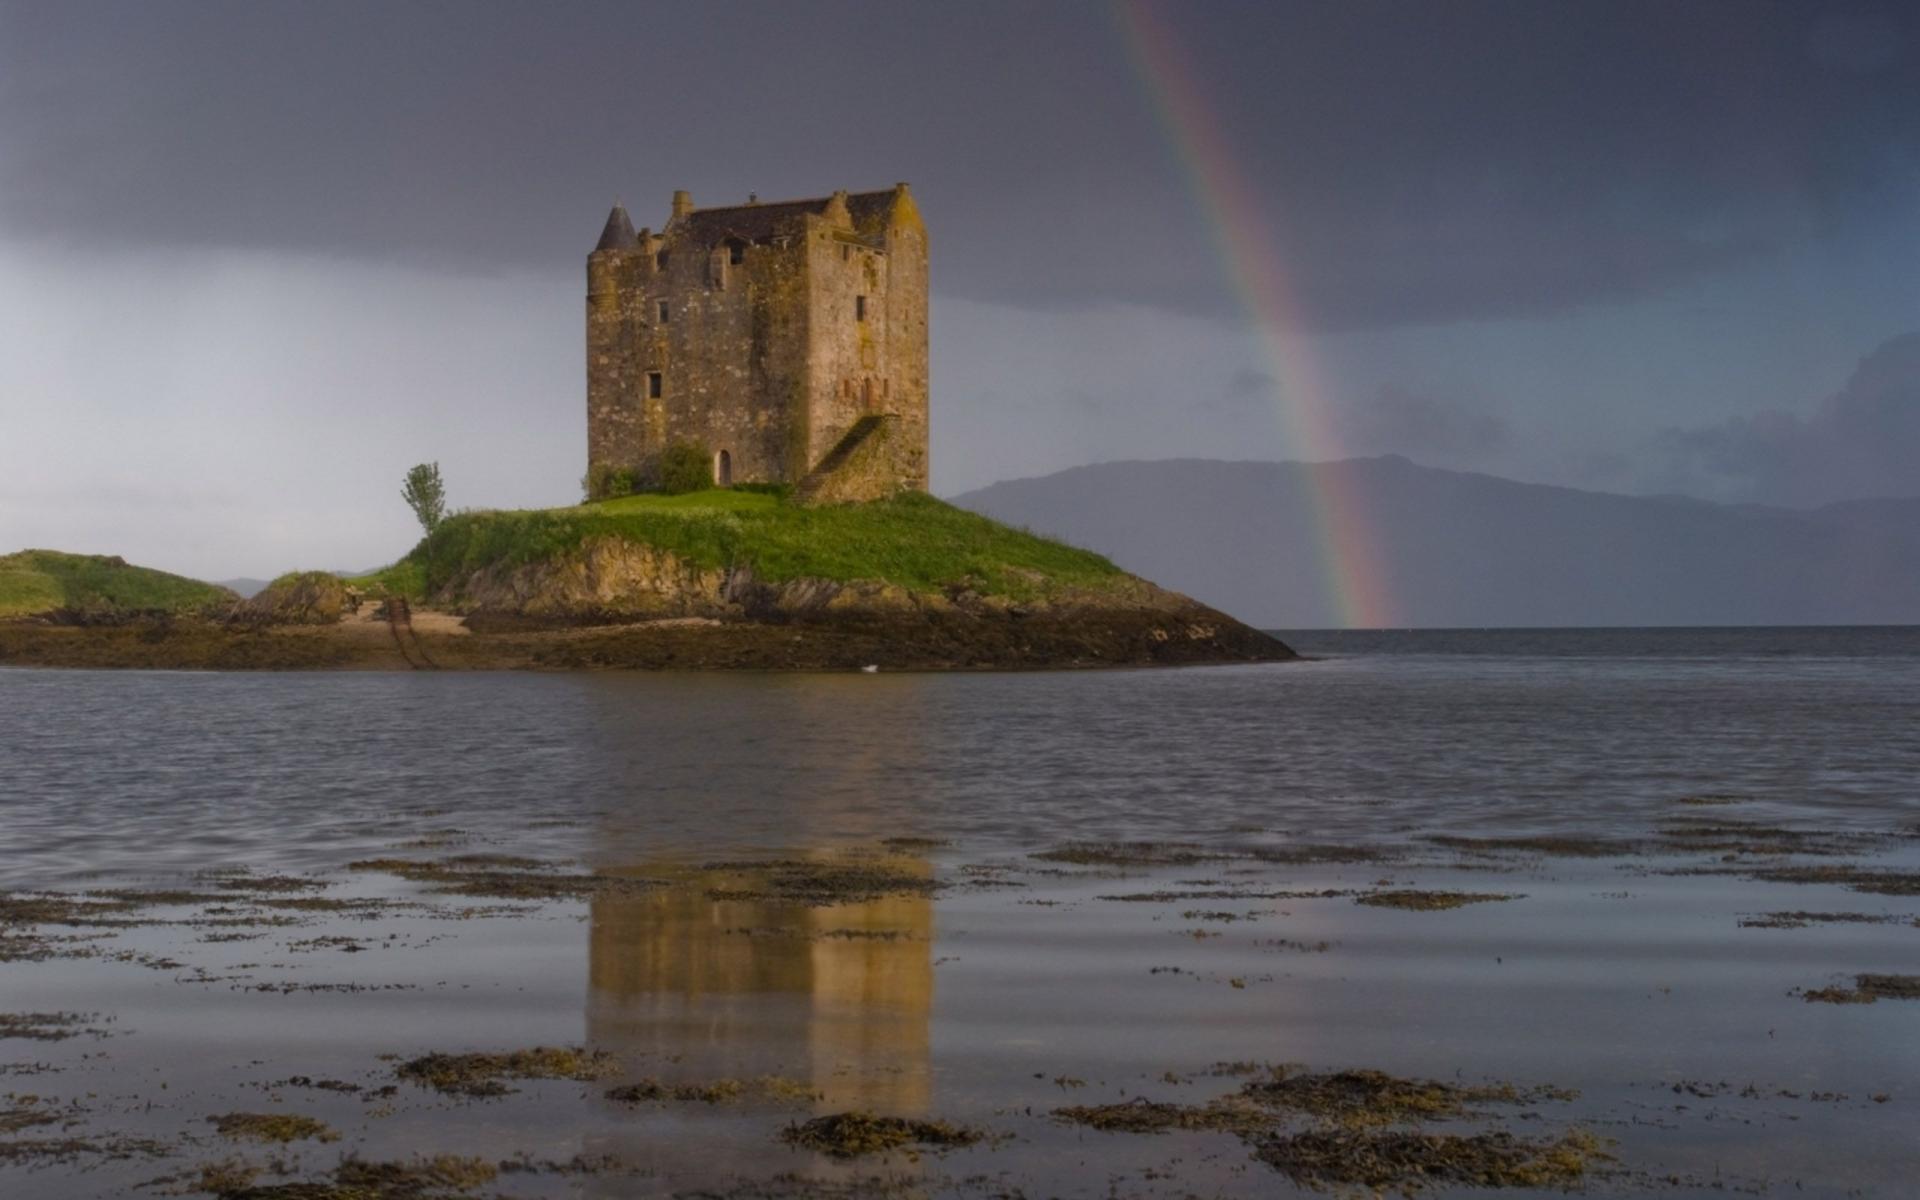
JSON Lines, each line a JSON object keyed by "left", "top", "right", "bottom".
{"left": 593, "top": 203, "right": 638, "bottom": 252}
{"left": 824, "top": 189, "right": 851, "bottom": 229}
{"left": 671, "top": 190, "right": 693, "bottom": 220}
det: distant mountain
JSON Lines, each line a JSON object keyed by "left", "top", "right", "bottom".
{"left": 952, "top": 456, "right": 1920, "bottom": 628}
{"left": 217, "top": 577, "right": 272, "bottom": 599}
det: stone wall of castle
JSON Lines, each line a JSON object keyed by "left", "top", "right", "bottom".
{"left": 585, "top": 186, "right": 927, "bottom": 498}
{"left": 801, "top": 196, "right": 929, "bottom": 495}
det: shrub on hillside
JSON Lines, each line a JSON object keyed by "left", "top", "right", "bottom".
{"left": 656, "top": 441, "right": 715, "bottom": 495}
{"left": 583, "top": 462, "right": 639, "bottom": 502}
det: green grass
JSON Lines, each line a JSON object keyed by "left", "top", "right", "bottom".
{"left": 346, "top": 559, "right": 426, "bottom": 599}
{"left": 379, "top": 491, "right": 1123, "bottom": 603}
{"left": 0, "top": 549, "right": 234, "bottom": 618}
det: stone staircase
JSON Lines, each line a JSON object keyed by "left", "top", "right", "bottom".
{"left": 794, "top": 415, "right": 891, "bottom": 505}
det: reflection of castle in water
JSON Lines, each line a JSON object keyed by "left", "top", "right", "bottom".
{"left": 587, "top": 856, "right": 934, "bottom": 1116}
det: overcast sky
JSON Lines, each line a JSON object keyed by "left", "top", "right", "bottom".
{"left": 3, "top": 0, "right": 1918, "bottom": 579}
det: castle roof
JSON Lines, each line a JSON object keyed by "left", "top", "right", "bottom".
{"left": 673, "top": 188, "right": 902, "bottom": 246}
{"left": 594, "top": 204, "right": 638, "bottom": 251}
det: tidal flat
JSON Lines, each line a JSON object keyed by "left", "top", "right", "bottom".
{"left": 3, "top": 629, "right": 1918, "bottom": 1196}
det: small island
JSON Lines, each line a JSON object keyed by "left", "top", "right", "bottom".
{"left": 0, "top": 185, "right": 1292, "bottom": 672}
{"left": 0, "top": 493, "right": 1291, "bottom": 670}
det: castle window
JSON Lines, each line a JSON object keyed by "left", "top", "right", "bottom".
{"left": 657, "top": 300, "right": 670, "bottom": 323}
{"left": 714, "top": 449, "right": 732, "bottom": 487}
{"left": 727, "top": 240, "right": 745, "bottom": 265}
{"left": 647, "top": 372, "right": 662, "bottom": 399}
{"left": 855, "top": 295, "right": 868, "bottom": 322}
{"left": 655, "top": 250, "right": 669, "bottom": 270}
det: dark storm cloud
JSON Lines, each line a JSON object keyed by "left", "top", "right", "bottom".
{"left": 1651, "top": 332, "right": 1920, "bottom": 507}
{"left": 4, "top": 0, "right": 1918, "bottom": 328}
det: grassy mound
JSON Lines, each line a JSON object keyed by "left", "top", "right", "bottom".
{"left": 364, "top": 490, "right": 1124, "bottom": 605}
{"left": 240, "top": 571, "right": 355, "bottom": 625}
{"left": 0, "top": 550, "right": 234, "bottom": 620}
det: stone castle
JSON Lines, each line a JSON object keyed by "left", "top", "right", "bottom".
{"left": 586, "top": 184, "right": 928, "bottom": 502}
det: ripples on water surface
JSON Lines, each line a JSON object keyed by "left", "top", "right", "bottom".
{"left": 2, "top": 628, "right": 1918, "bottom": 1197}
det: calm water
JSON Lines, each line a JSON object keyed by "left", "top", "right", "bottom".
{"left": 2, "top": 628, "right": 1918, "bottom": 1197}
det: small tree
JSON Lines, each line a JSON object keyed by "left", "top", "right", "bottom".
{"left": 402, "top": 462, "right": 447, "bottom": 535}
{"left": 401, "top": 463, "right": 447, "bottom": 591}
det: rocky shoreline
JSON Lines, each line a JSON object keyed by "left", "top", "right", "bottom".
{"left": 0, "top": 591, "right": 1293, "bottom": 672}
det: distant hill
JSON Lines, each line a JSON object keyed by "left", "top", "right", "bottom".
{"left": 218, "top": 577, "right": 272, "bottom": 599}
{"left": 953, "top": 457, "right": 1920, "bottom": 628}
{"left": 0, "top": 549, "right": 237, "bottom": 619}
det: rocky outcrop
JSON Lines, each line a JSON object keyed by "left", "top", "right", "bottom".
{"left": 448, "top": 538, "right": 733, "bottom": 623}
{"left": 437, "top": 537, "right": 1293, "bottom": 666}
{"left": 238, "top": 572, "right": 355, "bottom": 625}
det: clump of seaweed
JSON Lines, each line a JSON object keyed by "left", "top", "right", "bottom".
{"left": 208, "top": 1112, "right": 339, "bottom": 1143}
{"left": 0, "top": 891, "right": 144, "bottom": 928}
{"left": 347, "top": 856, "right": 656, "bottom": 901}
{"left": 1750, "top": 865, "right": 1920, "bottom": 896}
{"left": 1355, "top": 890, "right": 1522, "bottom": 911}
{"left": 1098, "top": 888, "right": 1353, "bottom": 903}
{"left": 0, "top": 1132, "right": 170, "bottom": 1166}
{"left": 209, "top": 874, "right": 331, "bottom": 894}
{"left": 1242, "top": 1069, "right": 1575, "bottom": 1127}
{"left": 1738, "top": 911, "right": 1902, "bottom": 929}
{"left": 1057, "top": 1068, "right": 1575, "bottom": 1141}
{"left": 0, "top": 1012, "right": 108, "bottom": 1042}
{"left": 1053, "top": 1096, "right": 1266, "bottom": 1137}
{"left": 701, "top": 858, "right": 940, "bottom": 906}
{"left": 1428, "top": 834, "right": 1637, "bottom": 858}
{"left": 194, "top": 1155, "right": 499, "bottom": 1198}
{"left": 1031, "top": 842, "right": 1228, "bottom": 868}
{"left": 1801, "top": 974, "right": 1920, "bottom": 1005}
{"left": 606, "top": 1078, "right": 741, "bottom": 1104}
{"left": 0, "top": 929, "right": 106, "bottom": 963}
{"left": 607, "top": 1075, "right": 817, "bottom": 1105}
{"left": 1250, "top": 844, "right": 1394, "bottom": 865}
{"left": 1056, "top": 1062, "right": 1597, "bottom": 1195}
{"left": 1656, "top": 820, "right": 1882, "bottom": 858}
{"left": 1254, "top": 1128, "right": 1610, "bottom": 1192}
{"left": 778, "top": 1111, "right": 983, "bottom": 1158}
{"left": 394, "top": 1046, "right": 617, "bottom": 1097}
{"left": 186, "top": 1160, "right": 260, "bottom": 1195}
{"left": 1, "top": 1096, "right": 74, "bottom": 1135}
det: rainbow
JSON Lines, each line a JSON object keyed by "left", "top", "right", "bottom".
{"left": 1116, "top": 1, "right": 1395, "bottom": 629}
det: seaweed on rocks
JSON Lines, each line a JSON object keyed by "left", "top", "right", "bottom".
{"left": 1355, "top": 890, "right": 1523, "bottom": 911}
{"left": 394, "top": 1046, "right": 617, "bottom": 1097}
{"left": 1254, "top": 1127, "right": 1610, "bottom": 1192}
{"left": 778, "top": 1111, "right": 984, "bottom": 1159}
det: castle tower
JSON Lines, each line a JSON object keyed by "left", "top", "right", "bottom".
{"left": 584, "top": 185, "right": 929, "bottom": 502}
{"left": 586, "top": 203, "right": 650, "bottom": 482}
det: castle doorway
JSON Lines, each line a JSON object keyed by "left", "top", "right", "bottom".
{"left": 714, "top": 449, "right": 732, "bottom": 487}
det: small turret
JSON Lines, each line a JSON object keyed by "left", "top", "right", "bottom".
{"left": 594, "top": 203, "right": 638, "bottom": 252}
{"left": 671, "top": 190, "right": 693, "bottom": 220}
{"left": 823, "top": 189, "right": 852, "bottom": 229}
